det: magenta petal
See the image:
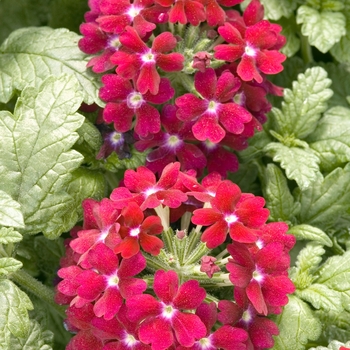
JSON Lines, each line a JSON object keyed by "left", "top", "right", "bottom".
{"left": 218, "top": 22, "right": 244, "bottom": 45}
{"left": 139, "top": 317, "right": 174, "bottom": 349}
{"left": 211, "top": 181, "right": 241, "bottom": 213}
{"left": 157, "top": 52, "right": 185, "bottom": 72}
{"left": 137, "top": 64, "right": 161, "bottom": 95}
{"left": 212, "top": 325, "right": 248, "bottom": 349}
{"left": 176, "top": 94, "right": 208, "bottom": 121}
{"left": 100, "top": 75, "right": 132, "bottom": 102}
{"left": 88, "top": 243, "right": 119, "bottom": 275}
{"left": 154, "top": 270, "right": 179, "bottom": 303}
{"left": 144, "top": 78, "right": 175, "bottom": 104}
{"left": 192, "top": 208, "right": 222, "bottom": 226}
{"left": 121, "top": 202, "right": 144, "bottom": 227}
{"left": 126, "top": 294, "right": 161, "bottom": 322}
{"left": 118, "top": 251, "right": 147, "bottom": 278}
{"left": 219, "top": 103, "right": 252, "bottom": 134}
{"left": 194, "top": 68, "right": 217, "bottom": 100}
{"left": 120, "top": 26, "right": 147, "bottom": 53}
{"left": 237, "top": 55, "right": 262, "bottom": 83}
{"left": 152, "top": 31, "right": 177, "bottom": 52}
{"left": 201, "top": 220, "right": 229, "bottom": 249}
{"left": 229, "top": 222, "right": 258, "bottom": 243}
{"left": 135, "top": 104, "right": 161, "bottom": 137}
{"left": 93, "top": 287, "right": 123, "bottom": 320}
{"left": 157, "top": 162, "right": 180, "bottom": 188}
{"left": 247, "top": 280, "right": 267, "bottom": 315}
{"left": 103, "top": 102, "right": 134, "bottom": 132}
{"left": 173, "top": 280, "right": 206, "bottom": 309}
{"left": 124, "top": 166, "right": 155, "bottom": 192}
{"left": 172, "top": 312, "right": 207, "bottom": 347}
{"left": 192, "top": 113, "right": 226, "bottom": 143}
{"left": 215, "top": 71, "right": 241, "bottom": 102}
{"left": 226, "top": 263, "right": 252, "bottom": 288}
{"left": 243, "top": 0, "right": 264, "bottom": 26}
{"left": 119, "top": 277, "right": 147, "bottom": 299}
{"left": 139, "top": 233, "right": 164, "bottom": 255}
{"left": 76, "top": 271, "right": 106, "bottom": 300}
{"left": 256, "top": 50, "right": 286, "bottom": 75}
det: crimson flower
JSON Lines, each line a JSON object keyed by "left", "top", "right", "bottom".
{"left": 110, "top": 162, "right": 188, "bottom": 210}
{"left": 176, "top": 68, "right": 252, "bottom": 143}
{"left": 155, "top": 0, "right": 206, "bottom": 26}
{"left": 115, "top": 202, "right": 164, "bottom": 258}
{"left": 126, "top": 270, "right": 207, "bottom": 349}
{"left": 214, "top": 19, "right": 286, "bottom": 82}
{"left": 111, "top": 26, "right": 184, "bottom": 95}
{"left": 100, "top": 75, "right": 174, "bottom": 138}
{"left": 227, "top": 242, "right": 295, "bottom": 315}
{"left": 192, "top": 181, "right": 269, "bottom": 248}
{"left": 73, "top": 244, "right": 147, "bottom": 320}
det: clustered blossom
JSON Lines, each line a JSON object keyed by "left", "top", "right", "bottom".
{"left": 56, "top": 162, "right": 295, "bottom": 350}
{"left": 79, "top": 0, "right": 285, "bottom": 177}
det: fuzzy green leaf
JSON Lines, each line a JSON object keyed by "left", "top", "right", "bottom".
{"left": 260, "top": 0, "right": 297, "bottom": 20}
{"left": 263, "top": 163, "right": 300, "bottom": 222}
{"left": 0, "top": 190, "right": 24, "bottom": 228}
{"left": 0, "top": 257, "right": 22, "bottom": 275}
{"left": 288, "top": 224, "right": 333, "bottom": 247}
{"left": 264, "top": 143, "right": 321, "bottom": 190}
{"left": 9, "top": 319, "right": 53, "bottom": 350}
{"left": 297, "top": 6, "right": 346, "bottom": 53}
{"left": 228, "top": 162, "right": 259, "bottom": 194}
{"left": 0, "top": 227, "right": 22, "bottom": 244}
{"left": 0, "top": 279, "right": 33, "bottom": 346}
{"left": 279, "top": 15, "right": 301, "bottom": 57}
{"left": 310, "top": 340, "right": 350, "bottom": 350}
{"left": 331, "top": 20, "right": 350, "bottom": 64}
{"left": 316, "top": 250, "right": 350, "bottom": 311}
{"left": 308, "top": 106, "right": 350, "bottom": 172}
{"left": 273, "top": 295, "right": 322, "bottom": 350}
{"left": 297, "top": 283, "right": 343, "bottom": 312}
{"left": 0, "top": 75, "right": 85, "bottom": 237}
{"left": 0, "top": 27, "right": 102, "bottom": 105}
{"left": 270, "top": 67, "right": 333, "bottom": 139}
{"left": 296, "top": 163, "right": 350, "bottom": 230}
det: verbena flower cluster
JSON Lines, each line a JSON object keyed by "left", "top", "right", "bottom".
{"left": 79, "top": 0, "right": 286, "bottom": 177}
{"left": 56, "top": 162, "right": 296, "bottom": 350}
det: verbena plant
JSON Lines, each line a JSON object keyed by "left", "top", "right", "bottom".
{"left": 1, "top": 1, "right": 350, "bottom": 349}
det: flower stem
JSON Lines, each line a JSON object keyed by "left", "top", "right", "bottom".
{"left": 10, "top": 269, "right": 66, "bottom": 319}
{"left": 300, "top": 34, "right": 314, "bottom": 64}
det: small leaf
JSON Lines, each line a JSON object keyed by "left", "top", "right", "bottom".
{"left": 270, "top": 67, "right": 333, "bottom": 139}
{"left": 0, "top": 227, "right": 22, "bottom": 244}
{"left": 296, "top": 163, "right": 350, "bottom": 230}
{"left": 263, "top": 163, "right": 300, "bottom": 222}
{"left": 0, "top": 279, "right": 33, "bottom": 344}
{"left": 0, "top": 75, "right": 85, "bottom": 237}
{"left": 264, "top": 143, "right": 321, "bottom": 190}
{"left": 288, "top": 224, "right": 333, "bottom": 247}
{"left": 0, "top": 257, "right": 22, "bottom": 275}
{"left": 331, "top": 20, "right": 350, "bottom": 64}
{"left": 297, "top": 6, "right": 346, "bottom": 53}
{"left": 273, "top": 295, "right": 322, "bottom": 350}
{"left": 296, "top": 283, "right": 343, "bottom": 313}
{"left": 0, "top": 190, "right": 24, "bottom": 228}
{"left": 9, "top": 319, "right": 53, "bottom": 350}
{"left": 260, "top": 0, "right": 298, "bottom": 20}
{"left": 0, "top": 27, "right": 102, "bottom": 105}
{"left": 308, "top": 106, "right": 350, "bottom": 172}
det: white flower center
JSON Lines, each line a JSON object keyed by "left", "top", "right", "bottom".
{"left": 142, "top": 50, "right": 156, "bottom": 63}
{"left": 252, "top": 269, "right": 264, "bottom": 282}
{"left": 145, "top": 187, "right": 158, "bottom": 197}
{"left": 207, "top": 100, "right": 218, "bottom": 113}
{"left": 256, "top": 239, "right": 264, "bottom": 249}
{"left": 167, "top": 134, "right": 181, "bottom": 148}
{"left": 107, "top": 273, "right": 119, "bottom": 287}
{"left": 242, "top": 309, "right": 252, "bottom": 323}
{"left": 162, "top": 304, "right": 176, "bottom": 319}
{"left": 108, "top": 35, "right": 121, "bottom": 50}
{"left": 224, "top": 214, "right": 238, "bottom": 224}
{"left": 130, "top": 227, "right": 140, "bottom": 237}
{"left": 199, "top": 337, "right": 212, "bottom": 349}
{"left": 127, "top": 91, "right": 144, "bottom": 109}
{"left": 127, "top": 5, "right": 142, "bottom": 19}
{"left": 233, "top": 92, "right": 244, "bottom": 105}
{"left": 245, "top": 45, "right": 256, "bottom": 57}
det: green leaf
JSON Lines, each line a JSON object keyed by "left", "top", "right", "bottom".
{"left": 279, "top": 15, "right": 301, "bottom": 57}
{"left": 310, "top": 340, "right": 350, "bottom": 350}
{"left": 270, "top": 67, "right": 333, "bottom": 139}
{"left": 316, "top": 250, "right": 350, "bottom": 311}
{"left": 0, "top": 257, "right": 22, "bottom": 275}
{"left": 296, "top": 163, "right": 350, "bottom": 230}
{"left": 103, "top": 148, "right": 149, "bottom": 172}
{"left": 331, "top": 20, "right": 350, "bottom": 64}
{"left": 272, "top": 295, "right": 322, "bottom": 350}
{"left": 0, "top": 0, "right": 51, "bottom": 44}
{"left": 0, "top": 190, "right": 24, "bottom": 228}
{"left": 0, "top": 75, "right": 85, "bottom": 237}
{"left": 228, "top": 162, "right": 259, "bottom": 194}
{"left": 0, "top": 27, "right": 102, "bottom": 105}
{"left": 0, "top": 227, "right": 22, "bottom": 244}
{"left": 263, "top": 163, "right": 300, "bottom": 222}
{"left": 9, "top": 319, "right": 53, "bottom": 350}
{"left": 264, "top": 143, "right": 321, "bottom": 190}
{"left": 296, "top": 283, "right": 343, "bottom": 312}
{"left": 0, "top": 279, "right": 33, "bottom": 345}
{"left": 288, "top": 224, "right": 333, "bottom": 247}
{"left": 308, "top": 106, "right": 350, "bottom": 172}
{"left": 260, "top": 0, "right": 297, "bottom": 20}
{"left": 297, "top": 6, "right": 346, "bottom": 53}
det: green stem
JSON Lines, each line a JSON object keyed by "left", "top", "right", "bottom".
{"left": 104, "top": 171, "right": 120, "bottom": 190}
{"left": 300, "top": 34, "right": 314, "bottom": 64}
{"left": 10, "top": 269, "right": 66, "bottom": 319}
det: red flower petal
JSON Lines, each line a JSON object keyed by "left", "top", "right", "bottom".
{"left": 194, "top": 68, "right": 217, "bottom": 100}
{"left": 201, "top": 220, "right": 229, "bottom": 248}
{"left": 154, "top": 270, "right": 179, "bottom": 303}
{"left": 173, "top": 280, "right": 206, "bottom": 309}
{"left": 246, "top": 279, "right": 267, "bottom": 315}
{"left": 139, "top": 317, "right": 174, "bottom": 349}
{"left": 93, "top": 287, "right": 123, "bottom": 320}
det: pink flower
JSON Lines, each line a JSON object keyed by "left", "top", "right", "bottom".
{"left": 200, "top": 256, "right": 221, "bottom": 278}
{"left": 155, "top": 0, "right": 206, "bottom": 26}
{"left": 111, "top": 26, "right": 184, "bottom": 95}
{"left": 115, "top": 202, "right": 164, "bottom": 258}
{"left": 176, "top": 68, "right": 252, "bottom": 143}
{"left": 100, "top": 75, "right": 174, "bottom": 138}
{"left": 192, "top": 181, "right": 269, "bottom": 248}
{"left": 110, "top": 162, "right": 188, "bottom": 210}
{"left": 135, "top": 105, "right": 207, "bottom": 175}
{"left": 73, "top": 244, "right": 147, "bottom": 320}
{"left": 226, "top": 241, "right": 295, "bottom": 315}
{"left": 126, "top": 270, "right": 207, "bottom": 349}
{"left": 214, "top": 19, "right": 286, "bottom": 82}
